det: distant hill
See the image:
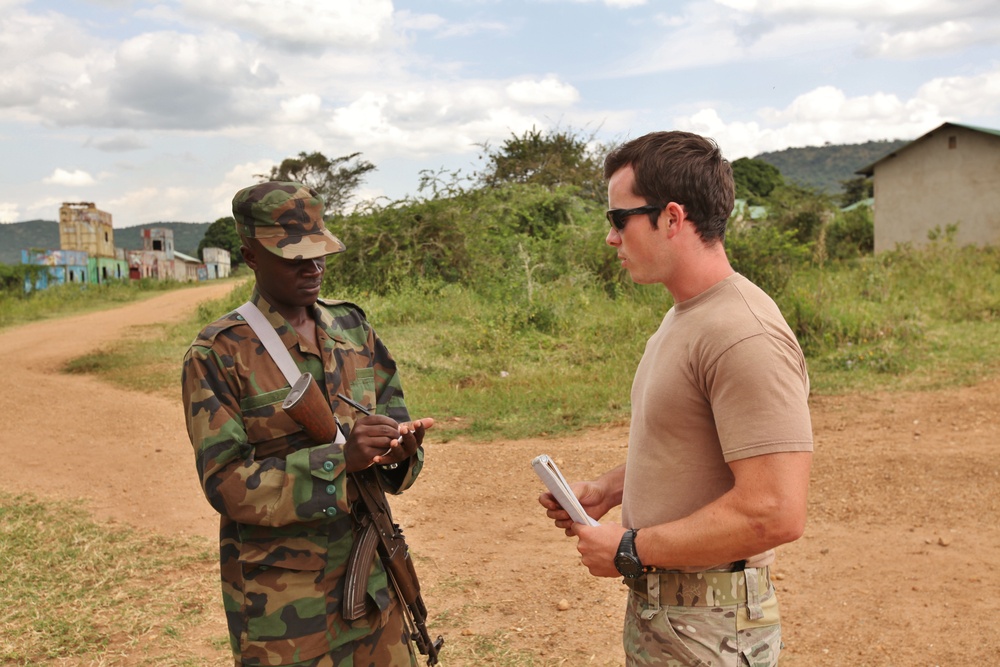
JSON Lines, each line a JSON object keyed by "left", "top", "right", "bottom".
{"left": 0, "top": 220, "right": 211, "bottom": 265}
{"left": 0, "top": 220, "right": 60, "bottom": 265}
{"left": 754, "top": 138, "right": 912, "bottom": 194}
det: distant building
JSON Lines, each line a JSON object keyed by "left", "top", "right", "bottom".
{"left": 202, "top": 247, "right": 231, "bottom": 279}
{"left": 174, "top": 250, "right": 207, "bottom": 281}
{"left": 20, "top": 249, "right": 89, "bottom": 291}
{"left": 22, "top": 209, "right": 227, "bottom": 290}
{"left": 59, "top": 202, "right": 115, "bottom": 258}
{"left": 127, "top": 227, "right": 212, "bottom": 282}
{"left": 858, "top": 122, "right": 1000, "bottom": 252}
{"left": 58, "top": 202, "right": 128, "bottom": 283}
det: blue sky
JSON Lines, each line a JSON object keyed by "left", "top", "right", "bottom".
{"left": 2, "top": 0, "right": 999, "bottom": 226}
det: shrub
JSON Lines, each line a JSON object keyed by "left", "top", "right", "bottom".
{"left": 826, "top": 207, "right": 874, "bottom": 259}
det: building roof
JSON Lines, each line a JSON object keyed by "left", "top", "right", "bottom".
{"left": 841, "top": 197, "right": 874, "bottom": 212}
{"left": 174, "top": 250, "right": 202, "bottom": 264}
{"left": 856, "top": 122, "right": 1000, "bottom": 176}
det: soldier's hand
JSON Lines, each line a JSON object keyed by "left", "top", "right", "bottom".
{"left": 373, "top": 418, "right": 435, "bottom": 467}
{"left": 344, "top": 414, "right": 402, "bottom": 472}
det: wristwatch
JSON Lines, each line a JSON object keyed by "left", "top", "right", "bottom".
{"left": 614, "top": 528, "right": 647, "bottom": 578}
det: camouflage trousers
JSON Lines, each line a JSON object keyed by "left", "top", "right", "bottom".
{"left": 238, "top": 601, "right": 418, "bottom": 667}
{"left": 622, "top": 567, "right": 782, "bottom": 667}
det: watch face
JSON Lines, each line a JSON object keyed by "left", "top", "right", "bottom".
{"left": 614, "top": 553, "right": 644, "bottom": 578}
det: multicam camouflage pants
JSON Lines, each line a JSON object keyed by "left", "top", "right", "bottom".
{"left": 240, "top": 601, "right": 418, "bottom": 667}
{"left": 623, "top": 567, "right": 782, "bottom": 667}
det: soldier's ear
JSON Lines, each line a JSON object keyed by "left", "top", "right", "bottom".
{"left": 241, "top": 240, "right": 257, "bottom": 270}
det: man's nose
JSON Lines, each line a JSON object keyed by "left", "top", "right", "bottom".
{"left": 302, "top": 257, "right": 325, "bottom": 273}
{"left": 606, "top": 226, "right": 621, "bottom": 247}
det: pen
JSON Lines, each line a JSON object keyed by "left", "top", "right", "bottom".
{"left": 337, "top": 393, "right": 398, "bottom": 467}
{"left": 336, "top": 392, "right": 372, "bottom": 415}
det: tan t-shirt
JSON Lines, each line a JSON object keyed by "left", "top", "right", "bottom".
{"left": 621, "top": 273, "right": 813, "bottom": 570}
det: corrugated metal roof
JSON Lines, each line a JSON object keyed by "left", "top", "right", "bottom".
{"left": 856, "top": 122, "right": 1000, "bottom": 175}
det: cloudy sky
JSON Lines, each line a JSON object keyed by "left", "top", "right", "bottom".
{"left": 2, "top": 0, "right": 999, "bottom": 226}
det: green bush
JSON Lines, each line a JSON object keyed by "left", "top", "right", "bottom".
{"left": 726, "top": 223, "right": 809, "bottom": 297}
{"left": 826, "top": 207, "right": 874, "bottom": 259}
{"left": 325, "top": 183, "right": 612, "bottom": 296}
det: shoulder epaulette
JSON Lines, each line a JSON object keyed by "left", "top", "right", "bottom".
{"left": 190, "top": 311, "right": 246, "bottom": 348}
{"left": 316, "top": 297, "right": 367, "bottom": 320}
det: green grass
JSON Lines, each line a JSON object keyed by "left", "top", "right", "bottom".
{"left": 0, "top": 278, "right": 194, "bottom": 330}
{"left": 0, "top": 493, "right": 223, "bottom": 665}
{"left": 54, "top": 243, "right": 1000, "bottom": 441}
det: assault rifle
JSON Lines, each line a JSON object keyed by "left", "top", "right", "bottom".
{"left": 281, "top": 373, "right": 443, "bottom": 666}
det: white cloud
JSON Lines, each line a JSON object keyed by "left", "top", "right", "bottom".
{"left": 323, "top": 82, "right": 563, "bottom": 156}
{"left": 563, "top": 0, "right": 649, "bottom": 7}
{"left": 394, "top": 10, "right": 448, "bottom": 32}
{"left": 100, "top": 30, "right": 279, "bottom": 129}
{"left": 0, "top": 202, "right": 19, "bottom": 223}
{"left": 208, "top": 159, "right": 277, "bottom": 219}
{"left": 181, "top": 0, "right": 393, "bottom": 50}
{"left": 917, "top": 68, "right": 1000, "bottom": 118}
{"left": 506, "top": 76, "right": 580, "bottom": 106}
{"left": 279, "top": 94, "right": 323, "bottom": 124}
{"left": 0, "top": 9, "right": 104, "bottom": 112}
{"left": 673, "top": 81, "right": 959, "bottom": 159}
{"left": 43, "top": 169, "right": 97, "bottom": 186}
{"left": 866, "top": 21, "right": 976, "bottom": 59}
{"left": 714, "top": 0, "right": 974, "bottom": 19}
{"left": 107, "top": 185, "right": 205, "bottom": 225}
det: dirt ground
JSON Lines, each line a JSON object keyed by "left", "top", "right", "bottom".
{"left": 1, "top": 282, "right": 998, "bottom": 666}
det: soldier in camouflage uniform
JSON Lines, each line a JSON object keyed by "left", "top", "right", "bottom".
{"left": 182, "top": 181, "right": 432, "bottom": 667}
{"left": 539, "top": 132, "right": 813, "bottom": 666}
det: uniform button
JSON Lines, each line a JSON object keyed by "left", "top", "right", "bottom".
{"left": 326, "top": 484, "right": 336, "bottom": 495}
{"left": 322, "top": 461, "right": 334, "bottom": 472}
{"left": 325, "top": 507, "right": 337, "bottom": 516}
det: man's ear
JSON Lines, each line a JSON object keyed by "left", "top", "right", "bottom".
{"left": 664, "top": 202, "right": 687, "bottom": 235}
{"left": 240, "top": 241, "right": 256, "bottom": 270}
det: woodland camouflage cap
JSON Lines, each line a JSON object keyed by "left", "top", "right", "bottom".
{"left": 232, "top": 181, "right": 346, "bottom": 260}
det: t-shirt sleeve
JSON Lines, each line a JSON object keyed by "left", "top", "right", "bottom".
{"left": 706, "top": 332, "right": 814, "bottom": 462}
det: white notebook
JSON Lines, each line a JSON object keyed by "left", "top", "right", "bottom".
{"left": 532, "top": 454, "right": 599, "bottom": 526}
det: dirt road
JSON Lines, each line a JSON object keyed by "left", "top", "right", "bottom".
{"left": 2, "top": 283, "right": 998, "bottom": 666}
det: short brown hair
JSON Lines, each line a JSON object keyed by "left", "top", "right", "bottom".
{"left": 603, "top": 131, "right": 735, "bottom": 242}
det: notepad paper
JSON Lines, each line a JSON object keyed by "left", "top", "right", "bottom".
{"left": 531, "top": 454, "right": 599, "bottom": 526}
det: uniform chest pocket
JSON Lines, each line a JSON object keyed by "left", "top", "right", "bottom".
{"left": 240, "top": 387, "right": 304, "bottom": 454}
{"left": 348, "top": 367, "right": 376, "bottom": 407}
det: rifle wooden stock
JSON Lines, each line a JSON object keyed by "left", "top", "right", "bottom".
{"left": 283, "top": 373, "right": 339, "bottom": 444}
{"left": 281, "top": 372, "right": 443, "bottom": 665}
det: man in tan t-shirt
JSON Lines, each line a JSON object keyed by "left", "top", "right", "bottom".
{"left": 539, "top": 131, "right": 813, "bottom": 666}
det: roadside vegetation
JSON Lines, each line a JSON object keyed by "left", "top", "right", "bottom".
{"left": 0, "top": 265, "right": 199, "bottom": 330}
{"left": 2, "top": 127, "right": 999, "bottom": 664}
{"left": 53, "top": 128, "right": 1000, "bottom": 440}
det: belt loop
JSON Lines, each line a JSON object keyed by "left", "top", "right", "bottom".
{"left": 744, "top": 566, "right": 764, "bottom": 621}
{"left": 641, "top": 573, "right": 660, "bottom": 620}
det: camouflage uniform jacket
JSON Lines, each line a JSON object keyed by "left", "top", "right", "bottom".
{"left": 181, "top": 288, "right": 423, "bottom": 666}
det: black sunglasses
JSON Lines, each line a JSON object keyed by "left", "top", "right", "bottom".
{"left": 605, "top": 204, "right": 663, "bottom": 231}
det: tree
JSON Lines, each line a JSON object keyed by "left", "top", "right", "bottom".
{"left": 732, "top": 157, "right": 784, "bottom": 204}
{"left": 476, "top": 126, "right": 608, "bottom": 202}
{"left": 838, "top": 176, "right": 874, "bottom": 208}
{"left": 257, "top": 151, "right": 376, "bottom": 216}
{"left": 198, "top": 216, "right": 243, "bottom": 267}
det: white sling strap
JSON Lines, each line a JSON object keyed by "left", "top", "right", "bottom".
{"left": 235, "top": 300, "right": 346, "bottom": 445}
{"left": 236, "top": 301, "right": 302, "bottom": 387}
